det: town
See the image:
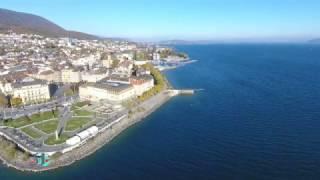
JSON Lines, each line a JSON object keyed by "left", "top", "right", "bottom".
{"left": 0, "top": 32, "right": 191, "bottom": 170}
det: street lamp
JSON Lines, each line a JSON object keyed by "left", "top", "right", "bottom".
{"left": 9, "top": 95, "right": 13, "bottom": 118}
{"left": 3, "top": 107, "right": 6, "bottom": 120}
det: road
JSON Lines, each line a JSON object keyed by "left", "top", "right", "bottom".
{"left": 57, "top": 106, "right": 72, "bottom": 135}
{"left": 0, "top": 95, "right": 78, "bottom": 120}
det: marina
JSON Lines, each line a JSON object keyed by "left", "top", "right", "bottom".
{"left": 152, "top": 59, "right": 198, "bottom": 71}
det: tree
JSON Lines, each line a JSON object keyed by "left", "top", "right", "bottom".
{"left": 100, "top": 52, "right": 109, "bottom": 60}
{"left": 0, "top": 94, "right": 8, "bottom": 107}
{"left": 51, "top": 152, "right": 63, "bottom": 160}
{"left": 133, "top": 51, "right": 137, "bottom": 60}
{"left": 11, "top": 97, "right": 23, "bottom": 107}
{"left": 70, "top": 84, "right": 79, "bottom": 94}
{"left": 177, "top": 53, "right": 188, "bottom": 59}
{"left": 52, "top": 109, "right": 56, "bottom": 117}
{"left": 64, "top": 88, "right": 74, "bottom": 96}
{"left": 138, "top": 63, "right": 166, "bottom": 101}
{"left": 22, "top": 152, "right": 30, "bottom": 161}
{"left": 0, "top": 47, "right": 5, "bottom": 56}
{"left": 136, "top": 52, "right": 147, "bottom": 60}
{"left": 111, "top": 59, "right": 120, "bottom": 68}
{"left": 159, "top": 49, "right": 173, "bottom": 59}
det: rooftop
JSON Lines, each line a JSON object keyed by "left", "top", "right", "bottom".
{"left": 12, "top": 78, "right": 47, "bottom": 88}
{"left": 86, "top": 81, "right": 133, "bottom": 93}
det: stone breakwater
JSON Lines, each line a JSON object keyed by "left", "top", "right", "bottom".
{"left": 0, "top": 91, "right": 173, "bottom": 172}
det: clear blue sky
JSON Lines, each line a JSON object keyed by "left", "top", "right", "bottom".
{"left": 1, "top": 0, "right": 320, "bottom": 42}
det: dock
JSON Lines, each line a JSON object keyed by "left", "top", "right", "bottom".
{"left": 167, "top": 89, "right": 196, "bottom": 96}
{"left": 178, "top": 89, "right": 195, "bottom": 95}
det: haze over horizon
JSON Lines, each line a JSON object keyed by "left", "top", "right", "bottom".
{"left": 1, "top": 0, "right": 320, "bottom": 42}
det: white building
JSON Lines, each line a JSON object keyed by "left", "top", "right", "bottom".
{"left": 130, "top": 75, "right": 154, "bottom": 96}
{"left": 28, "top": 68, "right": 81, "bottom": 84}
{"left": 0, "top": 82, "right": 13, "bottom": 94}
{"left": 101, "top": 53, "right": 114, "bottom": 68}
{"left": 60, "top": 69, "right": 82, "bottom": 83}
{"left": 114, "top": 60, "right": 133, "bottom": 77}
{"left": 81, "top": 70, "right": 109, "bottom": 83}
{"left": 134, "top": 60, "right": 148, "bottom": 66}
{"left": 116, "top": 52, "right": 134, "bottom": 61}
{"left": 72, "top": 55, "right": 98, "bottom": 67}
{"left": 0, "top": 77, "right": 50, "bottom": 104}
{"left": 102, "top": 59, "right": 112, "bottom": 68}
{"left": 79, "top": 82, "right": 136, "bottom": 102}
{"left": 30, "top": 68, "right": 111, "bottom": 84}
{"left": 29, "top": 70, "right": 60, "bottom": 82}
{"left": 153, "top": 53, "right": 161, "bottom": 60}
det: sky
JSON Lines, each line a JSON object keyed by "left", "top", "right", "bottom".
{"left": 1, "top": 0, "right": 320, "bottom": 42}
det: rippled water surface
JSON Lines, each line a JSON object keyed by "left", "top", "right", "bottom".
{"left": 1, "top": 44, "right": 320, "bottom": 180}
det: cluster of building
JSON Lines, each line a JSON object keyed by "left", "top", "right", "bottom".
{"left": 0, "top": 32, "right": 173, "bottom": 105}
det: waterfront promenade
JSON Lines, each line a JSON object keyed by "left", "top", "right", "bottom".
{"left": 0, "top": 90, "right": 174, "bottom": 172}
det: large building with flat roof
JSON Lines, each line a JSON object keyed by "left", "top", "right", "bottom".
{"left": 79, "top": 80, "right": 136, "bottom": 102}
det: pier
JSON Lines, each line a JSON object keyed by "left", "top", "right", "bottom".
{"left": 167, "top": 89, "right": 196, "bottom": 96}
{"left": 178, "top": 89, "right": 195, "bottom": 95}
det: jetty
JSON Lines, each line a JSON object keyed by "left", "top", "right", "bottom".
{"left": 167, "top": 89, "right": 196, "bottom": 96}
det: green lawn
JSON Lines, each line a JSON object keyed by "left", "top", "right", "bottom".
{"left": 75, "top": 101, "right": 90, "bottom": 108}
{"left": 73, "top": 109, "right": 93, "bottom": 116}
{"left": 71, "top": 105, "right": 79, "bottom": 111}
{"left": 21, "top": 127, "right": 42, "bottom": 139}
{"left": 34, "top": 120, "right": 58, "bottom": 134}
{"left": 45, "top": 134, "right": 69, "bottom": 145}
{"left": 4, "top": 111, "right": 58, "bottom": 128}
{"left": 29, "top": 111, "right": 58, "bottom": 121}
{"left": 65, "top": 117, "right": 91, "bottom": 131}
{"left": 4, "top": 116, "right": 30, "bottom": 128}
{"left": 71, "top": 101, "right": 90, "bottom": 111}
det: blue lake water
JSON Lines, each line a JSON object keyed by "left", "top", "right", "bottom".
{"left": 1, "top": 44, "right": 320, "bottom": 179}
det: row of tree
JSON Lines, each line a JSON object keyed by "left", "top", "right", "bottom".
{"left": 0, "top": 93, "right": 23, "bottom": 107}
{"left": 138, "top": 64, "right": 166, "bottom": 101}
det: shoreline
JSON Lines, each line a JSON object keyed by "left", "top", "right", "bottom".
{"left": 0, "top": 90, "right": 173, "bottom": 172}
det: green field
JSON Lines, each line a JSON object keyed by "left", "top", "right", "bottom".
{"left": 21, "top": 127, "right": 42, "bottom": 139}
{"left": 4, "top": 111, "right": 58, "bottom": 128}
{"left": 34, "top": 120, "right": 59, "bottom": 134}
{"left": 29, "top": 111, "right": 58, "bottom": 121}
{"left": 71, "top": 105, "right": 79, "bottom": 111}
{"left": 65, "top": 117, "right": 91, "bottom": 131}
{"left": 71, "top": 101, "right": 90, "bottom": 111}
{"left": 73, "top": 109, "right": 93, "bottom": 116}
{"left": 45, "top": 134, "right": 69, "bottom": 145}
{"left": 75, "top": 101, "right": 90, "bottom": 108}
